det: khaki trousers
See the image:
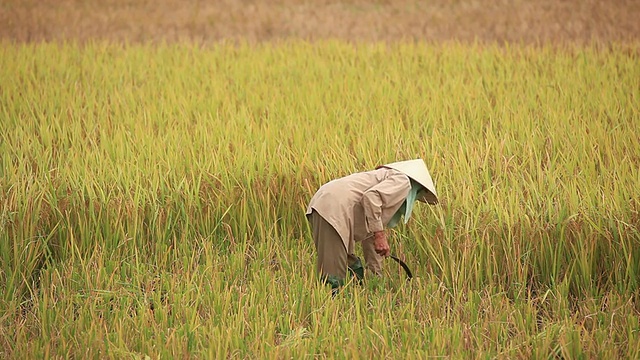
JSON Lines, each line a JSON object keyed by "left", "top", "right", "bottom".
{"left": 309, "top": 210, "right": 383, "bottom": 280}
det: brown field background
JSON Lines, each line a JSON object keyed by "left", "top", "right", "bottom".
{"left": 1, "top": 0, "right": 639, "bottom": 44}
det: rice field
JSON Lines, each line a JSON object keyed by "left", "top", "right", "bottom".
{"left": 1, "top": 40, "right": 639, "bottom": 359}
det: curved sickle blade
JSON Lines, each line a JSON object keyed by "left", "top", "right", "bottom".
{"left": 389, "top": 255, "right": 413, "bottom": 279}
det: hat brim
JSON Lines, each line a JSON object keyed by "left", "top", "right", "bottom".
{"left": 417, "top": 189, "right": 438, "bottom": 204}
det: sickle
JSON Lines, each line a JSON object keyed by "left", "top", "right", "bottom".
{"left": 389, "top": 255, "right": 413, "bottom": 279}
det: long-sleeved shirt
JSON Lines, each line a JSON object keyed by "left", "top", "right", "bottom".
{"left": 305, "top": 168, "right": 411, "bottom": 250}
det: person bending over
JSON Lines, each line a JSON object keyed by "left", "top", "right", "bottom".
{"left": 306, "top": 159, "right": 438, "bottom": 291}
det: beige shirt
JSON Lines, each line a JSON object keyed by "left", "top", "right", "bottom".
{"left": 306, "top": 168, "right": 411, "bottom": 250}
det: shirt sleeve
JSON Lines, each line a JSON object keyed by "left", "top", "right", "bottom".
{"left": 360, "top": 171, "right": 411, "bottom": 233}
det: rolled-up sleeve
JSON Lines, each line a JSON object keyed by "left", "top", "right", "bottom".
{"left": 361, "top": 172, "right": 411, "bottom": 233}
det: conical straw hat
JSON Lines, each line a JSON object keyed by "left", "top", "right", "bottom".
{"left": 379, "top": 159, "right": 438, "bottom": 204}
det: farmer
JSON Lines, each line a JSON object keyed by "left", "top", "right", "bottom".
{"left": 306, "top": 159, "right": 438, "bottom": 290}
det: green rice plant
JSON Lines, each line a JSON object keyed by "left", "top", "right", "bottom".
{"left": 0, "top": 40, "right": 639, "bottom": 359}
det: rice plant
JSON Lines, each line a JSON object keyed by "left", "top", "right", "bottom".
{"left": 1, "top": 40, "right": 639, "bottom": 359}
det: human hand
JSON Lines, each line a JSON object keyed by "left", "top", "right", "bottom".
{"left": 374, "top": 231, "right": 390, "bottom": 257}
